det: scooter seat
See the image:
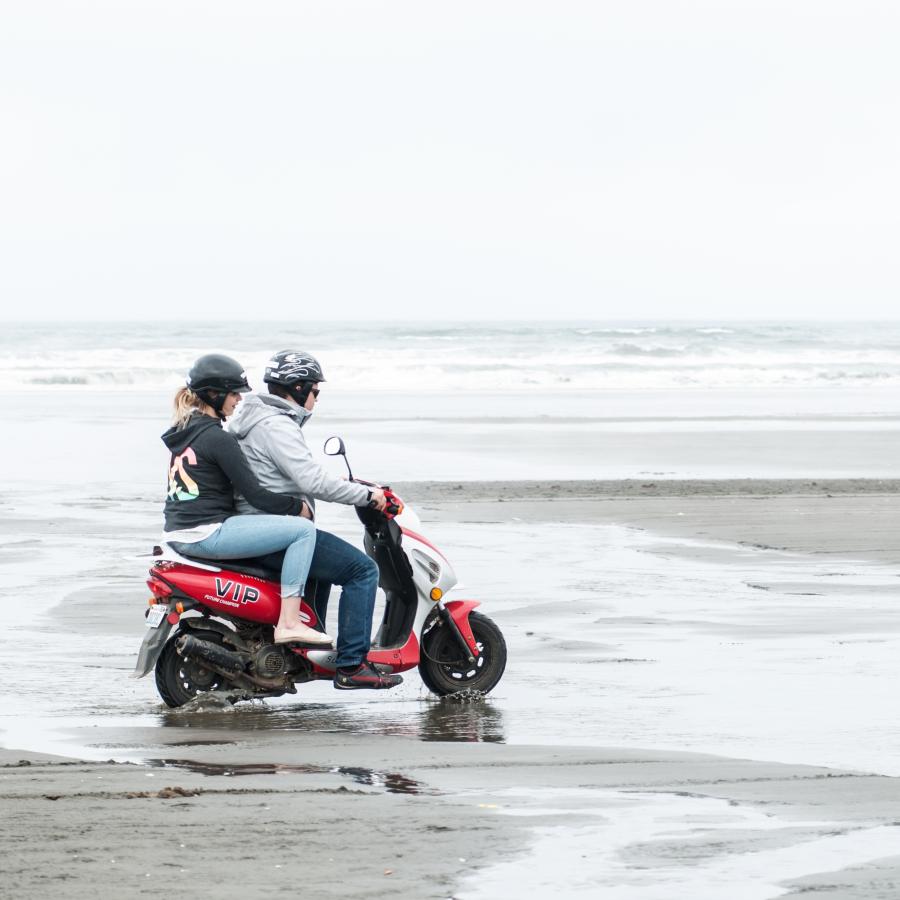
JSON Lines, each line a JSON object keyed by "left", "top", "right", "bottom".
{"left": 177, "top": 552, "right": 282, "bottom": 582}
{"left": 214, "top": 558, "right": 281, "bottom": 580}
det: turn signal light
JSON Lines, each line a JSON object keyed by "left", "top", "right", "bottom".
{"left": 148, "top": 598, "right": 158, "bottom": 606}
{"left": 175, "top": 601, "right": 185, "bottom": 614}
{"left": 430, "top": 588, "right": 443, "bottom": 601}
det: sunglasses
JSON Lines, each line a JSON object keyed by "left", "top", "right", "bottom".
{"left": 309, "top": 387, "right": 321, "bottom": 399}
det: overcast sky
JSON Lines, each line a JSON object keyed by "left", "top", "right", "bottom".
{"left": 2, "top": 1, "right": 898, "bottom": 321}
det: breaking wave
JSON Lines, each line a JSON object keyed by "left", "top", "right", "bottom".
{"left": 3, "top": 321, "right": 900, "bottom": 392}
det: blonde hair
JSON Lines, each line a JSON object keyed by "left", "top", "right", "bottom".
{"left": 172, "top": 386, "right": 202, "bottom": 427}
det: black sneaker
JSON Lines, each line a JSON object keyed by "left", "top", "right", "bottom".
{"left": 334, "top": 662, "right": 403, "bottom": 690}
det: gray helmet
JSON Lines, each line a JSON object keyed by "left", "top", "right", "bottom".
{"left": 186, "top": 354, "right": 251, "bottom": 418}
{"left": 264, "top": 350, "right": 326, "bottom": 387}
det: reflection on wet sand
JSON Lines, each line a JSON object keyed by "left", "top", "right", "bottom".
{"left": 419, "top": 699, "right": 505, "bottom": 743}
{"left": 156, "top": 695, "right": 506, "bottom": 744}
{"left": 147, "top": 758, "right": 430, "bottom": 795}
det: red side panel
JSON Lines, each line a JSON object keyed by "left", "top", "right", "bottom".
{"left": 303, "top": 630, "right": 420, "bottom": 678}
{"left": 152, "top": 562, "right": 319, "bottom": 628}
{"left": 367, "top": 630, "right": 420, "bottom": 672}
{"left": 445, "top": 599, "right": 481, "bottom": 655}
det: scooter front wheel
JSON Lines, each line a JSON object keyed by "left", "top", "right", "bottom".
{"left": 419, "top": 611, "right": 507, "bottom": 696}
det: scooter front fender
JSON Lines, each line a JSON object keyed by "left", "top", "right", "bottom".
{"left": 132, "top": 618, "right": 175, "bottom": 679}
{"left": 444, "top": 599, "right": 481, "bottom": 655}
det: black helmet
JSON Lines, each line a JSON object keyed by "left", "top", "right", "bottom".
{"left": 186, "top": 354, "right": 251, "bottom": 418}
{"left": 264, "top": 350, "right": 326, "bottom": 387}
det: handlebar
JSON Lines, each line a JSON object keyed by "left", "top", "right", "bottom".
{"left": 362, "top": 484, "right": 404, "bottom": 519}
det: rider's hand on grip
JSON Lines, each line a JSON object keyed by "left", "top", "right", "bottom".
{"left": 367, "top": 488, "right": 388, "bottom": 513}
{"left": 383, "top": 489, "right": 403, "bottom": 518}
{"left": 366, "top": 488, "right": 403, "bottom": 518}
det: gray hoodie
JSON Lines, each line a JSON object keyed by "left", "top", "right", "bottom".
{"left": 227, "top": 393, "right": 369, "bottom": 519}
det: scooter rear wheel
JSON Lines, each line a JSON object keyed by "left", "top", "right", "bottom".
{"left": 155, "top": 630, "right": 228, "bottom": 708}
{"left": 419, "top": 611, "right": 507, "bottom": 696}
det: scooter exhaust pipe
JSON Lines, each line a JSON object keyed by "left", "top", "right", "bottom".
{"left": 176, "top": 634, "right": 246, "bottom": 676}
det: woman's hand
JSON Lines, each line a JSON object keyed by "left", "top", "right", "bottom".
{"left": 299, "top": 501, "right": 314, "bottom": 519}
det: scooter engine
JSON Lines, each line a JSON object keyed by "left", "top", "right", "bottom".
{"left": 251, "top": 644, "right": 289, "bottom": 678}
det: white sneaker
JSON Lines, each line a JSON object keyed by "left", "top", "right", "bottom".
{"left": 273, "top": 624, "right": 333, "bottom": 645}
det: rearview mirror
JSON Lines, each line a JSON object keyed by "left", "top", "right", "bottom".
{"left": 324, "top": 435, "right": 353, "bottom": 481}
{"left": 323, "top": 436, "right": 345, "bottom": 457}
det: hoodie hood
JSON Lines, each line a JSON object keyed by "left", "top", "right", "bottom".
{"left": 161, "top": 411, "right": 221, "bottom": 453}
{"left": 227, "top": 393, "right": 310, "bottom": 440}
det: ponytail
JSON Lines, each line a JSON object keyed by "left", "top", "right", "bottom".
{"left": 172, "top": 386, "right": 201, "bottom": 427}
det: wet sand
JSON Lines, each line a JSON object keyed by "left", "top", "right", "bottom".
{"left": 5, "top": 737, "right": 900, "bottom": 899}
{"left": 396, "top": 478, "right": 900, "bottom": 565}
{"left": 2, "top": 481, "right": 900, "bottom": 898}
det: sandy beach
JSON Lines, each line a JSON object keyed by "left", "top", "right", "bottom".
{"left": 400, "top": 478, "right": 900, "bottom": 565}
{"left": 6, "top": 739, "right": 900, "bottom": 900}
{"left": 2, "top": 480, "right": 900, "bottom": 898}
{"left": 6, "top": 0, "right": 900, "bottom": 889}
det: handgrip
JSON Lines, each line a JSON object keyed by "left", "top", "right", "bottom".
{"left": 365, "top": 487, "right": 404, "bottom": 519}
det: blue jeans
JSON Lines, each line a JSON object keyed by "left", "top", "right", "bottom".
{"left": 305, "top": 530, "right": 379, "bottom": 668}
{"left": 170, "top": 515, "right": 316, "bottom": 599}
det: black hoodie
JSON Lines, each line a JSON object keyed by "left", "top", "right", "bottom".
{"left": 162, "top": 412, "right": 303, "bottom": 532}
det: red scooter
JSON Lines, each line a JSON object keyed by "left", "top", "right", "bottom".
{"left": 133, "top": 437, "right": 507, "bottom": 707}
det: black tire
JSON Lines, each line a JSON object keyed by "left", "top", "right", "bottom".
{"left": 155, "top": 630, "right": 230, "bottom": 708}
{"left": 418, "top": 611, "right": 507, "bottom": 697}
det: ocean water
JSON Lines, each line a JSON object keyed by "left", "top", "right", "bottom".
{"left": 2, "top": 319, "right": 900, "bottom": 397}
{"left": 2, "top": 320, "right": 899, "bottom": 486}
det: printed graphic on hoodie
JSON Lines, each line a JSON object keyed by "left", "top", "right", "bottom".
{"left": 168, "top": 447, "right": 200, "bottom": 501}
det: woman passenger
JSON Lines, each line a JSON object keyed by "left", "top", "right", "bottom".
{"left": 162, "top": 353, "right": 328, "bottom": 646}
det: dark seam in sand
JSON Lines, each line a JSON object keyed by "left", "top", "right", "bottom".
{"left": 393, "top": 478, "right": 900, "bottom": 498}
{"left": 1, "top": 786, "right": 371, "bottom": 801}
{"left": 697, "top": 773, "right": 862, "bottom": 784}
{"left": 4, "top": 759, "right": 867, "bottom": 778}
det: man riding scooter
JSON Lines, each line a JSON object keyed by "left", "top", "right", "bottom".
{"left": 227, "top": 350, "right": 403, "bottom": 691}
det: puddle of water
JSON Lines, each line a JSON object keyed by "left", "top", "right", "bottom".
{"left": 7, "top": 518, "right": 900, "bottom": 777}
{"left": 154, "top": 696, "right": 507, "bottom": 744}
{"left": 459, "top": 788, "right": 900, "bottom": 900}
{"left": 146, "top": 757, "right": 431, "bottom": 795}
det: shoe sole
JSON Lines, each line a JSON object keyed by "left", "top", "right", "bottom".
{"left": 278, "top": 639, "right": 334, "bottom": 648}
{"left": 333, "top": 680, "right": 402, "bottom": 690}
